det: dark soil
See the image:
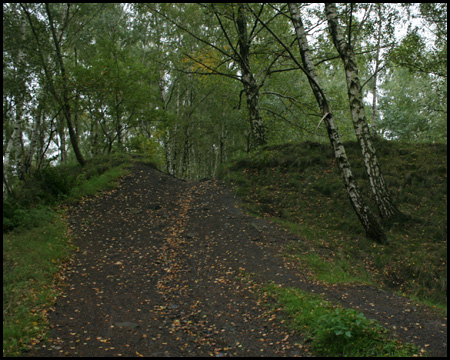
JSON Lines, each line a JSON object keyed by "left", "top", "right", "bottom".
{"left": 26, "top": 162, "right": 447, "bottom": 357}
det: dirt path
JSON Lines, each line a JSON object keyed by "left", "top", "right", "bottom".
{"left": 27, "top": 163, "right": 446, "bottom": 357}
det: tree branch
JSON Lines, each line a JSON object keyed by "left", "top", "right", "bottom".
{"left": 361, "top": 63, "right": 387, "bottom": 89}
{"left": 262, "top": 91, "right": 301, "bottom": 103}
{"left": 151, "top": 5, "right": 236, "bottom": 63}
{"left": 248, "top": 5, "right": 330, "bottom": 110}
{"left": 179, "top": 52, "right": 240, "bottom": 81}
{"left": 211, "top": 4, "right": 239, "bottom": 60}
{"left": 261, "top": 106, "right": 314, "bottom": 133}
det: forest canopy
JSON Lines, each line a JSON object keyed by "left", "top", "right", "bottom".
{"left": 3, "top": 3, "right": 447, "bottom": 185}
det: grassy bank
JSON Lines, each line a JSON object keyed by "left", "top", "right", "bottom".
{"left": 235, "top": 270, "right": 420, "bottom": 356}
{"left": 3, "top": 153, "right": 138, "bottom": 356}
{"left": 262, "top": 282, "right": 420, "bottom": 356}
{"left": 219, "top": 140, "right": 447, "bottom": 309}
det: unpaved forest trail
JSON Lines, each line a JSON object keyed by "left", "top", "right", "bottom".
{"left": 28, "top": 162, "right": 446, "bottom": 357}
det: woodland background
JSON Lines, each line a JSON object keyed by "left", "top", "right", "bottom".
{"left": 3, "top": 3, "right": 447, "bottom": 184}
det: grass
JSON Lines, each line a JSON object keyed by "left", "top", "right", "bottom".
{"left": 261, "top": 282, "right": 420, "bottom": 356}
{"left": 219, "top": 139, "right": 447, "bottom": 309}
{"left": 2, "top": 152, "right": 143, "bottom": 356}
{"left": 3, "top": 214, "right": 72, "bottom": 356}
{"left": 67, "top": 155, "right": 132, "bottom": 202}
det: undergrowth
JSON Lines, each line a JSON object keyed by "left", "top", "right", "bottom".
{"left": 219, "top": 140, "right": 447, "bottom": 309}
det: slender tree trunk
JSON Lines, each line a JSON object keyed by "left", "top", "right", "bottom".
{"left": 158, "top": 69, "right": 175, "bottom": 175}
{"left": 57, "top": 114, "right": 67, "bottom": 163}
{"left": 371, "top": 9, "right": 382, "bottom": 139}
{"left": 13, "top": 14, "right": 27, "bottom": 180}
{"left": 288, "top": 3, "right": 386, "bottom": 242}
{"left": 181, "top": 137, "right": 189, "bottom": 179}
{"left": 90, "top": 107, "right": 100, "bottom": 157}
{"left": 220, "top": 121, "right": 227, "bottom": 165}
{"left": 23, "top": 101, "right": 42, "bottom": 174}
{"left": 4, "top": 129, "right": 16, "bottom": 198}
{"left": 181, "top": 85, "right": 192, "bottom": 179}
{"left": 325, "top": 3, "right": 402, "bottom": 222}
{"left": 190, "top": 145, "right": 197, "bottom": 179}
{"left": 164, "top": 129, "right": 174, "bottom": 175}
{"left": 115, "top": 92, "right": 122, "bottom": 149}
{"left": 46, "top": 4, "right": 85, "bottom": 167}
{"left": 13, "top": 98, "right": 25, "bottom": 180}
{"left": 236, "top": 4, "right": 266, "bottom": 150}
{"left": 112, "top": 51, "right": 123, "bottom": 151}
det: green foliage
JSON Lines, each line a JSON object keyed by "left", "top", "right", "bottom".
{"left": 390, "top": 5, "right": 447, "bottom": 79}
{"left": 263, "top": 284, "right": 419, "bottom": 356}
{"left": 220, "top": 140, "right": 447, "bottom": 307}
{"left": 320, "top": 308, "right": 369, "bottom": 339}
{"left": 378, "top": 68, "right": 447, "bottom": 142}
{"left": 38, "top": 166, "right": 80, "bottom": 199}
{"left": 314, "top": 308, "right": 386, "bottom": 356}
{"left": 3, "top": 203, "right": 55, "bottom": 232}
{"left": 4, "top": 3, "right": 446, "bottom": 352}
{"left": 3, "top": 154, "right": 132, "bottom": 232}
{"left": 128, "top": 134, "right": 165, "bottom": 167}
{"left": 68, "top": 161, "right": 130, "bottom": 201}
{"left": 3, "top": 3, "right": 447, "bottom": 190}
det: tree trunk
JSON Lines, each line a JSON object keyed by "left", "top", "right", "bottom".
{"left": 236, "top": 4, "right": 266, "bottom": 150}
{"left": 220, "top": 120, "right": 227, "bottom": 165}
{"left": 23, "top": 100, "right": 42, "bottom": 174}
{"left": 57, "top": 114, "right": 67, "bottom": 163}
{"left": 46, "top": 4, "right": 85, "bottom": 167}
{"left": 115, "top": 92, "right": 122, "bottom": 149}
{"left": 164, "top": 129, "right": 174, "bottom": 175}
{"left": 4, "top": 128, "right": 16, "bottom": 198}
{"left": 13, "top": 98, "right": 25, "bottom": 180}
{"left": 13, "top": 14, "right": 27, "bottom": 180}
{"left": 288, "top": 3, "right": 386, "bottom": 243}
{"left": 371, "top": 7, "right": 382, "bottom": 139}
{"left": 325, "top": 3, "right": 402, "bottom": 222}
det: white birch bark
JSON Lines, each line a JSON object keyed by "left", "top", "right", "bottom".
{"left": 325, "top": 3, "right": 402, "bottom": 221}
{"left": 236, "top": 4, "right": 266, "bottom": 150}
{"left": 289, "top": 3, "right": 386, "bottom": 242}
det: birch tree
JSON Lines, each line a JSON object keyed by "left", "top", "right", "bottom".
{"left": 290, "top": 4, "right": 387, "bottom": 241}
{"left": 234, "top": 4, "right": 266, "bottom": 149}
{"left": 4, "top": 10, "right": 27, "bottom": 180}
{"left": 325, "top": 3, "right": 402, "bottom": 222}
{"left": 258, "top": 3, "right": 386, "bottom": 242}
{"left": 248, "top": 4, "right": 386, "bottom": 241}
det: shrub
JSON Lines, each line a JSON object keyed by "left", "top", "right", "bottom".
{"left": 313, "top": 308, "right": 385, "bottom": 356}
{"left": 38, "top": 166, "right": 78, "bottom": 199}
{"left": 3, "top": 203, "right": 55, "bottom": 232}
